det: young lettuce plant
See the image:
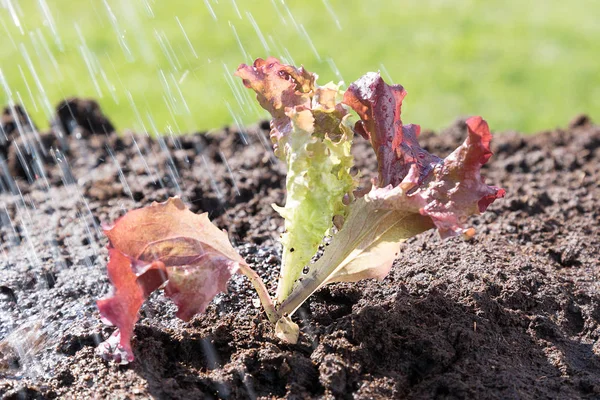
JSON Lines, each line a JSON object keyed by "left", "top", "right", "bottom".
{"left": 96, "top": 58, "right": 504, "bottom": 362}
{"left": 235, "top": 57, "right": 356, "bottom": 303}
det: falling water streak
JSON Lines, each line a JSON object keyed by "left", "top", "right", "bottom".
{"left": 229, "top": 22, "right": 250, "bottom": 64}
{"left": 222, "top": 63, "right": 248, "bottom": 115}
{"left": 105, "top": 145, "right": 134, "bottom": 199}
{"left": 79, "top": 45, "right": 103, "bottom": 98}
{"left": 379, "top": 63, "right": 394, "bottom": 84}
{"left": 126, "top": 91, "right": 149, "bottom": 134}
{"left": 18, "top": 96, "right": 47, "bottom": 161}
{"left": 161, "top": 94, "right": 183, "bottom": 133}
{"left": 297, "top": 308, "right": 319, "bottom": 349}
{"left": 251, "top": 123, "right": 277, "bottom": 166}
{"left": 12, "top": 142, "right": 35, "bottom": 184}
{"left": 155, "top": 30, "right": 181, "bottom": 72}
{"left": 119, "top": 1, "right": 155, "bottom": 65}
{"left": 8, "top": 99, "right": 37, "bottom": 184}
{"left": 175, "top": 16, "right": 198, "bottom": 59}
{"left": 34, "top": 29, "right": 62, "bottom": 80}
{"left": 224, "top": 61, "right": 263, "bottom": 118}
{"left": 175, "top": 42, "right": 194, "bottom": 72}
{"left": 0, "top": 157, "right": 19, "bottom": 195}
{"left": 163, "top": 136, "right": 183, "bottom": 193}
{"left": 224, "top": 101, "right": 249, "bottom": 145}
{"left": 159, "top": 69, "right": 177, "bottom": 112}
{"left": 87, "top": 0, "right": 107, "bottom": 27}
{"left": 169, "top": 72, "right": 190, "bottom": 114}
{"left": 28, "top": 31, "right": 49, "bottom": 82}
{"left": 37, "top": 0, "right": 62, "bottom": 50}
{"left": 229, "top": 0, "right": 242, "bottom": 19}
{"left": 200, "top": 338, "right": 230, "bottom": 397}
{"left": 0, "top": 204, "right": 18, "bottom": 245}
{"left": 140, "top": 0, "right": 155, "bottom": 18}
{"left": 105, "top": 53, "right": 126, "bottom": 93}
{"left": 50, "top": 148, "right": 101, "bottom": 252}
{"left": 19, "top": 44, "right": 53, "bottom": 119}
{"left": 0, "top": 15, "right": 17, "bottom": 50}
{"left": 237, "top": 365, "right": 257, "bottom": 400}
{"left": 126, "top": 95, "right": 166, "bottom": 188}
{"left": 267, "top": 36, "right": 294, "bottom": 66}
{"left": 162, "top": 31, "right": 183, "bottom": 71}
{"left": 279, "top": 0, "right": 301, "bottom": 32}
{"left": 326, "top": 57, "right": 344, "bottom": 83}
{"left": 321, "top": 0, "right": 342, "bottom": 30}
{"left": 219, "top": 151, "right": 240, "bottom": 196}
{"left": 17, "top": 212, "right": 42, "bottom": 271}
{"left": 102, "top": 0, "right": 134, "bottom": 62}
{"left": 0, "top": 68, "right": 12, "bottom": 100}
{"left": 148, "top": 113, "right": 182, "bottom": 193}
{"left": 129, "top": 133, "right": 158, "bottom": 184}
{"left": 14, "top": 94, "right": 50, "bottom": 189}
{"left": 203, "top": 0, "right": 217, "bottom": 21}
{"left": 4, "top": 0, "right": 23, "bottom": 34}
{"left": 246, "top": 12, "right": 271, "bottom": 54}
{"left": 201, "top": 155, "right": 223, "bottom": 201}
{"left": 99, "top": 61, "right": 118, "bottom": 104}
{"left": 282, "top": 47, "right": 296, "bottom": 68}
{"left": 18, "top": 65, "right": 38, "bottom": 112}
{"left": 78, "top": 196, "right": 102, "bottom": 250}
{"left": 50, "top": 148, "right": 75, "bottom": 186}
{"left": 178, "top": 69, "right": 189, "bottom": 84}
{"left": 269, "top": 0, "right": 287, "bottom": 26}
{"left": 299, "top": 24, "right": 321, "bottom": 61}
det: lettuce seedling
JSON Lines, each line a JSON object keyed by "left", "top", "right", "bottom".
{"left": 235, "top": 58, "right": 356, "bottom": 303}
{"left": 97, "top": 198, "right": 277, "bottom": 363}
{"left": 97, "top": 58, "right": 504, "bottom": 361}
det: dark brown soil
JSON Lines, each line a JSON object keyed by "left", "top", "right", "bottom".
{"left": 1, "top": 104, "right": 599, "bottom": 399}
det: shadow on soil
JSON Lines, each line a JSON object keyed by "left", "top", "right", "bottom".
{"left": 127, "top": 285, "right": 600, "bottom": 399}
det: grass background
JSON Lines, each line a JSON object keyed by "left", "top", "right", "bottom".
{"left": 0, "top": 0, "right": 598, "bottom": 134}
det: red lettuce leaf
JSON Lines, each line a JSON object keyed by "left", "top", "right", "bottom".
{"left": 235, "top": 57, "right": 315, "bottom": 149}
{"left": 96, "top": 249, "right": 167, "bottom": 364}
{"left": 97, "top": 198, "right": 242, "bottom": 363}
{"left": 344, "top": 72, "right": 505, "bottom": 238}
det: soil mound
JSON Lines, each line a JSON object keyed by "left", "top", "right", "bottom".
{"left": 1, "top": 106, "right": 599, "bottom": 399}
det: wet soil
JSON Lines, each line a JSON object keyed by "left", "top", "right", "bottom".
{"left": 0, "top": 104, "right": 599, "bottom": 399}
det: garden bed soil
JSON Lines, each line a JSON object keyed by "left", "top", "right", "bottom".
{"left": 0, "top": 104, "right": 599, "bottom": 399}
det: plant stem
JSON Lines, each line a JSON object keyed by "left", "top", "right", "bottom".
{"left": 238, "top": 262, "right": 280, "bottom": 324}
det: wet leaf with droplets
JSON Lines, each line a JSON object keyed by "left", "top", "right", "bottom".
{"left": 97, "top": 197, "right": 243, "bottom": 363}
{"left": 236, "top": 57, "right": 356, "bottom": 303}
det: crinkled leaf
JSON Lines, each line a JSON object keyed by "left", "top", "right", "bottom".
{"left": 366, "top": 116, "right": 506, "bottom": 238}
{"left": 236, "top": 58, "right": 356, "bottom": 302}
{"left": 344, "top": 72, "right": 505, "bottom": 238}
{"left": 97, "top": 197, "right": 243, "bottom": 362}
{"left": 343, "top": 72, "right": 441, "bottom": 188}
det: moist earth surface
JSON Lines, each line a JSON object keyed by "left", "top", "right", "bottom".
{"left": 0, "top": 104, "right": 599, "bottom": 399}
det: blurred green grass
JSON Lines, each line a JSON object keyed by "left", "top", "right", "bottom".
{"left": 1, "top": 0, "right": 598, "bottom": 134}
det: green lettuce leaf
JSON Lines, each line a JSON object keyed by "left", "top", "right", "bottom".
{"left": 236, "top": 58, "right": 356, "bottom": 302}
